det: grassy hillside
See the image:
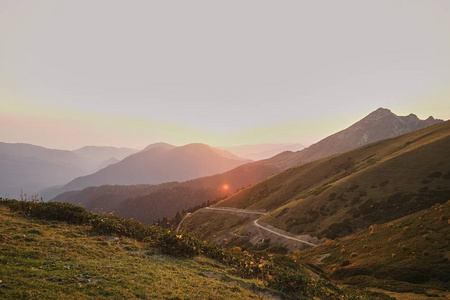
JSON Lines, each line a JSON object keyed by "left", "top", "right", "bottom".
{"left": 206, "top": 120, "right": 450, "bottom": 240}
{"left": 297, "top": 201, "right": 450, "bottom": 297}
{"left": 0, "top": 199, "right": 386, "bottom": 299}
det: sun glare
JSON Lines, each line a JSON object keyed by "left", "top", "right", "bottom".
{"left": 222, "top": 184, "right": 230, "bottom": 191}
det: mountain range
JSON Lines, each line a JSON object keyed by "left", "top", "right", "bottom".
{"left": 51, "top": 108, "right": 443, "bottom": 224}
{"left": 42, "top": 143, "right": 250, "bottom": 200}
{"left": 0, "top": 143, "right": 138, "bottom": 199}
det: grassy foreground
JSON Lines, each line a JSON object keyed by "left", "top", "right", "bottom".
{"left": 0, "top": 199, "right": 387, "bottom": 299}
{"left": 0, "top": 206, "right": 270, "bottom": 300}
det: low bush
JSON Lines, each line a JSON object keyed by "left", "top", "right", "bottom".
{"left": 156, "top": 232, "right": 202, "bottom": 258}
{"left": 1, "top": 198, "right": 90, "bottom": 224}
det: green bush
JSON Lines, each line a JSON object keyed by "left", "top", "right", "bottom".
{"left": 156, "top": 231, "right": 202, "bottom": 258}
{"left": 0, "top": 199, "right": 90, "bottom": 224}
{"left": 90, "top": 214, "right": 162, "bottom": 241}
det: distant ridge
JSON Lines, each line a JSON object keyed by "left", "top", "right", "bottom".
{"left": 0, "top": 143, "right": 91, "bottom": 199}
{"left": 0, "top": 143, "right": 140, "bottom": 199}
{"left": 73, "top": 146, "right": 137, "bottom": 163}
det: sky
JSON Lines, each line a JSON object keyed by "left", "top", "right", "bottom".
{"left": 1, "top": 0, "right": 449, "bottom": 150}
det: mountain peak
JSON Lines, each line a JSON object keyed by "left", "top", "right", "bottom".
{"left": 365, "top": 107, "right": 394, "bottom": 120}
{"left": 141, "top": 142, "right": 176, "bottom": 152}
{"left": 374, "top": 107, "right": 392, "bottom": 113}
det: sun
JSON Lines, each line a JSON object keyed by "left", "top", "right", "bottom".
{"left": 222, "top": 184, "right": 230, "bottom": 191}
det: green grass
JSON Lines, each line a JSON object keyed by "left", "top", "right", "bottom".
{"left": 296, "top": 201, "right": 450, "bottom": 296}
{"left": 0, "top": 199, "right": 386, "bottom": 299}
{"left": 0, "top": 206, "right": 271, "bottom": 300}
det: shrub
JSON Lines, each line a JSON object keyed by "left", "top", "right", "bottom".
{"left": 29, "top": 202, "right": 91, "bottom": 224}
{"left": 157, "top": 232, "right": 202, "bottom": 258}
{"left": 341, "top": 260, "right": 351, "bottom": 267}
{"left": 0, "top": 199, "right": 90, "bottom": 224}
{"left": 90, "top": 214, "right": 160, "bottom": 241}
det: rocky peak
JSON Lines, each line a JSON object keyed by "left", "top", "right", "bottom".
{"left": 363, "top": 107, "right": 395, "bottom": 122}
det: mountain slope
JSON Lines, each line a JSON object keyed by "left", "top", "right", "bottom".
{"left": 280, "top": 108, "right": 442, "bottom": 168}
{"left": 50, "top": 143, "right": 250, "bottom": 198}
{"left": 52, "top": 160, "right": 282, "bottom": 223}
{"left": 182, "top": 120, "right": 450, "bottom": 248}
{"left": 299, "top": 201, "right": 450, "bottom": 296}
{"left": 222, "top": 143, "right": 306, "bottom": 160}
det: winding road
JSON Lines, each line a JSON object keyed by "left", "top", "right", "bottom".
{"left": 177, "top": 206, "right": 317, "bottom": 247}
{"left": 203, "top": 206, "right": 266, "bottom": 215}
{"left": 253, "top": 219, "right": 317, "bottom": 247}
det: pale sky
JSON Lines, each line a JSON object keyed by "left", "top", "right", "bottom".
{"left": 1, "top": 0, "right": 449, "bottom": 150}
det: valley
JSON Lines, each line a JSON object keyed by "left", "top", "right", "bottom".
{"left": 1, "top": 108, "right": 449, "bottom": 299}
{"left": 3, "top": 2, "right": 450, "bottom": 298}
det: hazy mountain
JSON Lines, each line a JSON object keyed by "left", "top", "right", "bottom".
{"left": 222, "top": 143, "right": 306, "bottom": 160}
{"left": 97, "top": 157, "right": 120, "bottom": 169}
{"left": 73, "top": 146, "right": 138, "bottom": 169}
{"left": 51, "top": 108, "right": 444, "bottom": 224}
{"left": 48, "top": 143, "right": 250, "bottom": 199}
{"left": 183, "top": 120, "right": 450, "bottom": 248}
{"left": 140, "top": 142, "right": 176, "bottom": 153}
{"left": 0, "top": 143, "right": 91, "bottom": 199}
